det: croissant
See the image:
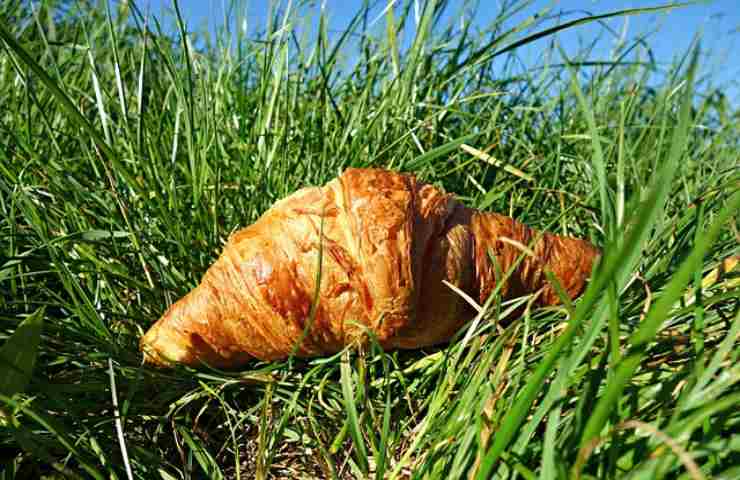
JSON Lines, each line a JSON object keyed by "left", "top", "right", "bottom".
{"left": 141, "top": 168, "right": 599, "bottom": 367}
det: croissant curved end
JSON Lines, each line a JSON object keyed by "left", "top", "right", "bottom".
{"left": 140, "top": 296, "right": 254, "bottom": 368}
{"left": 139, "top": 321, "right": 193, "bottom": 367}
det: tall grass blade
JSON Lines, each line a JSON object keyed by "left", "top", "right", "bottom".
{"left": 0, "top": 307, "right": 44, "bottom": 397}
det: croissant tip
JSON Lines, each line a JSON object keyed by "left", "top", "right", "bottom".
{"left": 141, "top": 311, "right": 255, "bottom": 369}
{"left": 140, "top": 322, "right": 192, "bottom": 367}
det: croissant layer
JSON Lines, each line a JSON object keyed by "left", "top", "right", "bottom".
{"left": 141, "top": 168, "right": 600, "bottom": 367}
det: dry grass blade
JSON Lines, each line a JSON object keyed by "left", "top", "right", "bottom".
{"left": 460, "top": 143, "right": 535, "bottom": 182}
{"left": 108, "top": 359, "right": 133, "bottom": 480}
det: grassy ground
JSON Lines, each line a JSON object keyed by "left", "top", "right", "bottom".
{"left": 1, "top": 1, "right": 739, "bottom": 478}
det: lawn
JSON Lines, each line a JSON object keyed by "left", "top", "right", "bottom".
{"left": 0, "top": 1, "right": 738, "bottom": 479}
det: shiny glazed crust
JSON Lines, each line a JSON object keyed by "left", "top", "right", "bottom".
{"left": 140, "top": 168, "right": 600, "bottom": 367}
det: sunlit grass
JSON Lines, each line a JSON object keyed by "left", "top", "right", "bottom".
{"left": 0, "top": 1, "right": 738, "bottom": 478}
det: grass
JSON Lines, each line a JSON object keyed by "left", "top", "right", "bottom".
{"left": 1, "top": 0, "right": 739, "bottom": 478}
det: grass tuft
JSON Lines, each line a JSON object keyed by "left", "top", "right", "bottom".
{"left": 1, "top": 1, "right": 738, "bottom": 478}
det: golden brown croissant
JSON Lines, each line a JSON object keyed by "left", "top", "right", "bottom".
{"left": 141, "top": 168, "right": 599, "bottom": 367}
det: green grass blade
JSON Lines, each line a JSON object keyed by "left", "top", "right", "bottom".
{"left": 404, "top": 132, "right": 481, "bottom": 170}
{"left": 0, "top": 22, "right": 112, "bottom": 157}
{"left": 0, "top": 307, "right": 44, "bottom": 396}
{"left": 0, "top": 394, "right": 104, "bottom": 480}
{"left": 340, "top": 351, "right": 370, "bottom": 474}
{"left": 447, "top": 3, "right": 694, "bottom": 80}
{"left": 580, "top": 189, "right": 740, "bottom": 447}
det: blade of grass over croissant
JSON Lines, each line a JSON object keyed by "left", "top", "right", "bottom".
{"left": 579, "top": 189, "right": 740, "bottom": 451}
{"left": 475, "top": 267, "right": 615, "bottom": 476}
{"left": 578, "top": 46, "right": 702, "bottom": 448}
{"left": 289, "top": 205, "right": 326, "bottom": 362}
{"left": 690, "top": 198, "right": 707, "bottom": 363}
{"left": 518, "top": 158, "right": 693, "bottom": 473}
{"left": 474, "top": 46, "right": 703, "bottom": 480}
{"left": 562, "top": 43, "right": 625, "bottom": 385}
{"left": 390, "top": 317, "right": 517, "bottom": 477}
{"left": 520, "top": 57, "right": 712, "bottom": 459}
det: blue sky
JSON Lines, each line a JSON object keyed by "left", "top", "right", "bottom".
{"left": 139, "top": 0, "right": 739, "bottom": 102}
